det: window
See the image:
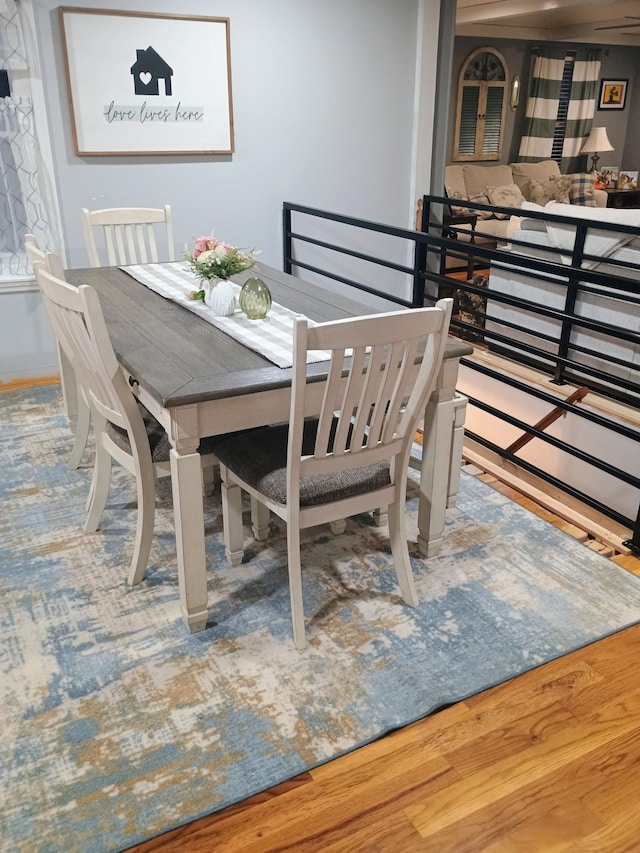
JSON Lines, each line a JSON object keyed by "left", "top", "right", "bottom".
{"left": 0, "top": 0, "right": 60, "bottom": 282}
{"left": 550, "top": 54, "right": 575, "bottom": 163}
{"left": 453, "top": 48, "right": 508, "bottom": 162}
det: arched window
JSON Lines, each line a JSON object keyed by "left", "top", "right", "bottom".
{"left": 453, "top": 48, "right": 508, "bottom": 162}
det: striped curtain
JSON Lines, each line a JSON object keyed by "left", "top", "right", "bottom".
{"left": 518, "top": 48, "right": 601, "bottom": 172}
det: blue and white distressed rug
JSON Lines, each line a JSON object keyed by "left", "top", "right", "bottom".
{"left": 3, "top": 385, "right": 640, "bottom": 853}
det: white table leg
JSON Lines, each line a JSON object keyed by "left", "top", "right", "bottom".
{"left": 416, "top": 357, "right": 464, "bottom": 557}
{"left": 169, "top": 406, "right": 208, "bottom": 633}
{"left": 447, "top": 393, "right": 468, "bottom": 508}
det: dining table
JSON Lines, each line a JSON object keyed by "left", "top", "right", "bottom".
{"left": 64, "top": 261, "right": 472, "bottom": 634}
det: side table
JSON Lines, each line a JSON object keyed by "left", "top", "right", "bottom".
{"left": 605, "top": 188, "right": 640, "bottom": 210}
{"left": 440, "top": 212, "right": 478, "bottom": 279}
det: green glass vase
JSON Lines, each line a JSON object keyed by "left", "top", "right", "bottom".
{"left": 239, "top": 277, "right": 272, "bottom": 320}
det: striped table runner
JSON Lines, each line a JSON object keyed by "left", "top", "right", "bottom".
{"left": 121, "top": 262, "right": 330, "bottom": 368}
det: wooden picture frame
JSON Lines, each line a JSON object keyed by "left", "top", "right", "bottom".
{"left": 597, "top": 79, "right": 628, "bottom": 111}
{"left": 59, "top": 7, "right": 234, "bottom": 156}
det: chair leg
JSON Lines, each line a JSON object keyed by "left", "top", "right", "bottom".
{"left": 251, "top": 497, "right": 270, "bottom": 540}
{"left": 286, "top": 524, "right": 306, "bottom": 650}
{"left": 57, "top": 343, "right": 76, "bottom": 424}
{"left": 329, "top": 518, "right": 347, "bottom": 535}
{"left": 221, "top": 470, "right": 244, "bottom": 566}
{"left": 128, "top": 462, "right": 156, "bottom": 586}
{"left": 373, "top": 506, "right": 388, "bottom": 527}
{"left": 84, "top": 442, "right": 112, "bottom": 534}
{"left": 68, "top": 392, "right": 91, "bottom": 470}
{"left": 387, "top": 497, "right": 419, "bottom": 607}
{"left": 202, "top": 462, "right": 217, "bottom": 497}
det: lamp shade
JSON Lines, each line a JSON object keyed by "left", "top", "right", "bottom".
{"left": 580, "top": 126, "right": 614, "bottom": 154}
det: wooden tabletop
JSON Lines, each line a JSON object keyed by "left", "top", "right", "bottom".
{"left": 65, "top": 262, "right": 472, "bottom": 408}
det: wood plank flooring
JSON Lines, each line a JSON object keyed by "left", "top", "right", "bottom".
{"left": 127, "top": 467, "right": 640, "bottom": 853}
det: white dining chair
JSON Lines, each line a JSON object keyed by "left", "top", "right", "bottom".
{"left": 81, "top": 205, "right": 176, "bottom": 267}
{"left": 25, "top": 235, "right": 92, "bottom": 470}
{"left": 214, "top": 299, "right": 454, "bottom": 649}
{"left": 33, "top": 263, "right": 218, "bottom": 587}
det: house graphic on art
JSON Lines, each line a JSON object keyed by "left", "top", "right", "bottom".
{"left": 130, "top": 47, "right": 173, "bottom": 96}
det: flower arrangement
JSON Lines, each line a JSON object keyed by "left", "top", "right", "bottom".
{"left": 184, "top": 236, "right": 257, "bottom": 301}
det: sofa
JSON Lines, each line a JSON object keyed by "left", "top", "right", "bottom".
{"left": 484, "top": 202, "right": 640, "bottom": 399}
{"left": 444, "top": 160, "right": 607, "bottom": 241}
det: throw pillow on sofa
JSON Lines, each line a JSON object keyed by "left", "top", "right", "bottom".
{"left": 566, "top": 173, "right": 597, "bottom": 207}
{"left": 445, "top": 187, "right": 468, "bottom": 215}
{"left": 528, "top": 175, "right": 572, "bottom": 206}
{"left": 484, "top": 184, "right": 525, "bottom": 219}
{"left": 445, "top": 187, "right": 493, "bottom": 219}
{"left": 463, "top": 164, "right": 513, "bottom": 199}
{"left": 510, "top": 160, "right": 562, "bottom": 198}
{"left": 468, "top": 193, "right": 493, "bottom": 220}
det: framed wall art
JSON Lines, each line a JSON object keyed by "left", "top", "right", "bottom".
{"left": 597, "top": 79, "right": 628, "bottom": 111}
{"left": 59, "top": 8, "right": 234, "bottom": 156}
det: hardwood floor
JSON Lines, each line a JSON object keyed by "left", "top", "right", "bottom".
{"left": 127, "top": 468, "right": 640, "bottom": 853}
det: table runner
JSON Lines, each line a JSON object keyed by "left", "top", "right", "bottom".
{"left": 121, "top": 262, "right": 330, "bottom": 368}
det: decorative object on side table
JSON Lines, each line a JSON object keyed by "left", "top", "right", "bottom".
{"left": 239, "top": 276, "right": 272, "bottom": 319}
{"left": 618, "top": 170, "right": 638, "bottom": 190}
{"left": 580, "top": 126, "right": 614, "bottom": 174}
{"left": 184, "top": 235, "right": 257, "bottom": 315}
{"left": 597, "top": 165, "right": 618, "bottom": 189}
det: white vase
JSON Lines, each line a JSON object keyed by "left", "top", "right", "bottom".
{"left": 204, "top": 280, "right": 236, "bottom": 317}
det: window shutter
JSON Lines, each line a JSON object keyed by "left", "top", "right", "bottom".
{"left": 482, "top": 87, "right": 504, "bottom": 156}
{"left": 457, "top": 86, "right": 479, "bottom": 157}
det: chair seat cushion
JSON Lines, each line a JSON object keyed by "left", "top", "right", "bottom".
{"left": 213, "top": 420, "right": 390, "bottom": 506}
{"left": 107, "top": 400, "right": 217, "bottom": 462}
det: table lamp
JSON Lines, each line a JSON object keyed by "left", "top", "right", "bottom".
{"left": 580, "top": 126, "right": 614, "bottom": 173}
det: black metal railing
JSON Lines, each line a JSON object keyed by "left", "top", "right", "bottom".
{"left": 282, "top": 199, "right": 640, "bottom": 552}
{"left": 283, "top": 202, "right": 431, "bottom": 307}
{"left": 422, "top": 194, "right": 640, "bottom": 399}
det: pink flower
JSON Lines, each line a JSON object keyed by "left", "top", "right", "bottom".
{"left": 192, "top": 236, "right": 219, "bottom": 258}
{"left": 185, "top": 234, "right": 257, "bottom": 287}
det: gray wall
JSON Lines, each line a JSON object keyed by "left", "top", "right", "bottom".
{"left": 1, "top": 0, "right": 443, "bottom": 382}
{"left": 37, "top": 0, "right": 422, "bottom": 270}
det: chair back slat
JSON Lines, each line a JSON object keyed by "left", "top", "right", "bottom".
{"left": 332, "top": 345, "right": 367, "bottom": 455}
{"left": 105, "top": 226, "right": 118, "bottom": 265}
{"left": 81, "top": 206, "right": 175, "bottom": 267}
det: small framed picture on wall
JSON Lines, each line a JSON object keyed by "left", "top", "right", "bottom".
{"left": 598, "top": 79, "right": 628, "bottom": 111}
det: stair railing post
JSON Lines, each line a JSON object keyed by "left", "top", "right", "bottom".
{"left": 553, "top": 221, "right": 587, "bottom": 385}
{"left": 282, "top": 203, "right": 292, "bottom": 274}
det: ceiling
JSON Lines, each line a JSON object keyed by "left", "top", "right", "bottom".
{"left": 456, "top": 0, "right": 640, "bottom": 46}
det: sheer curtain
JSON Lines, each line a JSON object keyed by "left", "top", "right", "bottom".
{"left": 0, "top": 0, "right": 57, "bottom": 278}
{"left": 518, "top": 47, "right": 601, "bottom": 172}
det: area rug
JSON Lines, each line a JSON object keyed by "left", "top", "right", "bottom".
{"left": 3, "top": 385, "right": 640, "bottom": 853}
